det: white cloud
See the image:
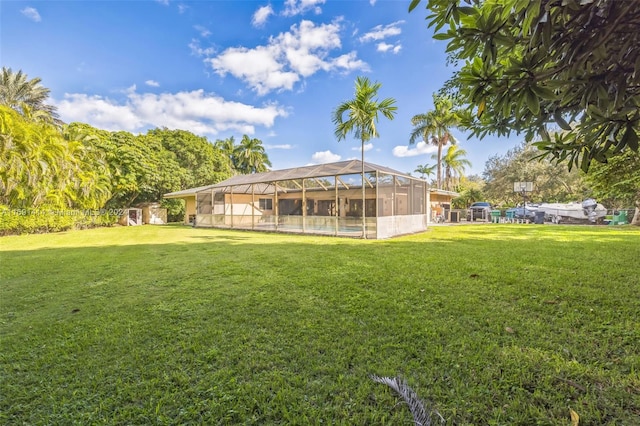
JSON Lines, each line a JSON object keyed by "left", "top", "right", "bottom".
{"left": 189, "top": 39, "right": 216, "bottom": 57}
{"left": 145, "top": 80, "right": 160, "bottom": 87}
{"left": 178, "top": 4, "right": 188, "bottom": 13}
{"left": 359, "top": 21, "right": 404, "bottom": 42}
{"left": 283, "top": 0, "right": 325, "bottom": 17}
{"left": 352, "top": 143, "right": 373, "bottom": 152}
{"left": 369, "top": 0, "right": 377, "bottom": 5}
{"left": 156, "top": 0, "right": 169, "bottom": 5}
{"left": 377, "top": 42, "right": 402, "bottom": 54}
{"left": 392, "top": 141, "right": 438, "bottom": 158}
{"left": 210, "top": 45, "right": 300, "bottom": 96}
{"left": 194, "top": 25, "right": 211, "bottom": 37}
{"left": 208, "top": 20, "right": 367, "bottom": 95}
{"left": 329, "top": 51, "right": 369, "bottom": 72}
{"left": 252, "top": 5, "right": 274, "bottom": 27}
{"left": 21, "top": 7, "right": 41, "bottom": 22}
{"left": 55, "top": 88, "right": 288, "bottom": 136}
{"left": 312, "top": 150, "right": 341, "bottom": 163}
{"left": 265, "top": 144, "right": 293, "bottom": 149}
{"left": 57, "top": 94, "right": 143, "bottom": 131}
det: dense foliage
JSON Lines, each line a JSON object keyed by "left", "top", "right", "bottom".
{"left": 409, "top": 0, "right": 640, "bottom": 171}
{"left": 482, "top": 142, "right": 587, "bottom": 206}
{"left": 215, "top": 134, "right": 272, "bottom": 174}
{"left": 1, "top": 68, "right": 275, "bottom": 232}
{"left": 1, "top": 107, "right": 110, "bottom": 209}
{"left": 582, "top": 150, "right": 640, "bottom": 224}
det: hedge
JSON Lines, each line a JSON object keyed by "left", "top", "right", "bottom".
{"left": 0, "top": 205, "right": 118, "bottom": 236}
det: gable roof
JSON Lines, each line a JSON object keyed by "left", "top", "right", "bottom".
{"left": 165, "top": 160, "right": 414, "bottom": 198}
{"left": 164, "top": 160, "right": 459, "bottom": 198}
{"left": 215, "top": 160, "right": 410, "bottom": 187}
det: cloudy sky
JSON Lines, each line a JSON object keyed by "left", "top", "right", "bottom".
{"left": 2, "top": 0, "right": 521, "bottom": 176}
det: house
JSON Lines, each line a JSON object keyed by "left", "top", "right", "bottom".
{"left": 164, "top": 160, "right": 458, "bottom": 239}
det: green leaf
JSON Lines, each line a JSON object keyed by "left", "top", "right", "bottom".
{"left": 580, "top": 151, "right": 591, "bottom": 172}
{"left": 553, "top": 111, "right": 572, "bottom": 131}
{"left": 622, "top": 122, "right": 639, "bottom": 151}
{"left": 525, "top": 88, "right": 540, "bottom": 115}
{"left": 433, "top": 32, "right": 453, "bottom": 41}
{"left": 408, "top": 0, "right": 421, "bottom": 13}
{"left": 458, "top": 7, "right": 477, "bottom": 16}
{"left": 530, "top": 85, "right": 557, "bottom": 100}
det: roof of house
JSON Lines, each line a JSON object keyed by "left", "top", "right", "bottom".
{"left": 164, "top": 160, "right": 458, "bottom": 198}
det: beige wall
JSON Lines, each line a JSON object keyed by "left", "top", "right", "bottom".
{"left": 185, "top": 196, "right": 196, "bottom": 224}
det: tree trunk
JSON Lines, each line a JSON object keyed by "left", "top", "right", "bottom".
{"left": 436, "top": 142, "right": 443, "bottom": 189}
{"left": 632, "top": 198, "right": 640, "bottom": 226}
{"left": 361, "top": 139, "right": 367, "bottom": 239}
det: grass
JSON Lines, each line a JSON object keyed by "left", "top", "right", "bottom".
{"left": 1, "top": 224, "right": 639, "bottom": 425}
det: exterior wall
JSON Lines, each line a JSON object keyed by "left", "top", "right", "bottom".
{"left": 184, "top": 196, "right": 196, "bottom": 224}
{"left": 376, "top": 214, "right": 427, "bottom": 239}
{"left": 190, "top": 177, "right": 445, "bottom": 238}
{"left": 141, "top": 205, "right": 167, "bottom": 224}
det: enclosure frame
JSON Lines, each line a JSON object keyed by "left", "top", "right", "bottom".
{"left": 190, "top": 160, "right": 437, "bottom": 239}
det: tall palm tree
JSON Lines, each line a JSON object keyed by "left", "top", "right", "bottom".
{"left": 332, "top": 76, "right": 397, "bottom": 238}
{"left": 409, "top": 94, "right": 464, "bottom": 189}
{"left": 0, "top": 67, "right": 60, "bottom": 125}
{"left": 233, "top": 135, "right": 271, "bottom": 174}
{"left": 436, "top": 144, "right": 472, "bottom": 191}
{"left": 214, "top": 136, "right": 237, "bottom": 171}
{"left": 414, "top": 163, "right": 437, "bottom": 182}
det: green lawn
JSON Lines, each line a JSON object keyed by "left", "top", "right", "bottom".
{"left": 1, "top": 224, "right": 639, "bottom": 425}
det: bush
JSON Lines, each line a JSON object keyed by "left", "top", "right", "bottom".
{"left": 0, "top": 205, "right": 118, "bottom": 236}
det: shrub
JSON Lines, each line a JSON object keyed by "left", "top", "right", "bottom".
{"left": 0, "top": 205, "right": 118, "bottom": 235}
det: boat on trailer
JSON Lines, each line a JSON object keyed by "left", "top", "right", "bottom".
{"left": 538, "top": 199, "right": 607, "bottom": 224}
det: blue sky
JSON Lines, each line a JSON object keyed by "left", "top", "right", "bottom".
{"left": 2, "top": 0, "right": 521, "bottom": 176}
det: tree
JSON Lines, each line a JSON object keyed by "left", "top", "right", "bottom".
{"left": 452, "top": 175, "right": 485, "bottom": 208}
{"left": 0, "top": 67, "right": 60, "bottom": 126}
{"left": 214, "top": 136, "right": 237, "bottom": 172}
{"left": 61, "top": 123, "right": 112, "bottom": 209}
{"left": 482, "top": 141, "right": 586, "bottom": 206}
{"left": 409, "top": 0, "right": 640, "bottom": 171}
{"left": 438, "top": 144, "right": 471, "bottom": 191}
{"left": 583, "top": 150, "right": 640, "bottom": 225}
{"left": 409, "top": 94, "right": 465, "bottom": 189}
{"left": 414, "top": 163, "right": 437, "bottom": 181}
{"left": 0, "top": 107, "right": 109, "bottom": 209}
{"left": 148, "top": 128, "right": 232, "bottom": 186}
{"left": 332, "top": 76, "right": 397, "bottom": 238}
{"left": 234, "top": 134, "right": 272, "bottom": 174}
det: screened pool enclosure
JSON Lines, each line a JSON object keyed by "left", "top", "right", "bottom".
{"left": 184, "top": 160, "right": 436, "bottom": 239}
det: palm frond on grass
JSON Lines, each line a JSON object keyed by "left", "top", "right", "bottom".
{"left": 371, "top": 375, "right": 445, "bottom": 426}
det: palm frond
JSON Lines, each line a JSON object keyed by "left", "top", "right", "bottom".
{"left": 370, "top": 375, "right": 445, "bottom": 426}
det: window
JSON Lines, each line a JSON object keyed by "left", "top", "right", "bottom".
{"left": 197, "top": 193, "right": 212, "bottom": 214}
{"left": 259, "top": 198, "right": 273, "bottom": 210}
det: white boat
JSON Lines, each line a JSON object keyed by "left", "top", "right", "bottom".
{"left": 538, "top": 199, "right": 607, "bottom": 224}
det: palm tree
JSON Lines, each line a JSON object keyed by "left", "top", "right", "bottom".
{"left": 0, "top": 67, "right": 60, "bottom": 125}
{"left": 214, "top": 136, "right": 237, "bottom": 171}
{"left": 233, "top": 135, "right": 271, "bottom": 174}
{"left": 409, "top": 94, "right": 465, "bottom": 189}
{"left": 414, "top": 163, "right": 437, "bottom": 182}
{"left": 0, "top": 105, "right": 75, "bottom": 207}
{"left": 332, "top": 76, "right": 397, "bottom": 238}
{"left": 437, "top": 145, "right": 472, "bottom": 191}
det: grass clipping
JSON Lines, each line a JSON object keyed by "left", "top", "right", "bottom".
{"left": 371, "top": 375, "right": 445, "bottom": 425}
